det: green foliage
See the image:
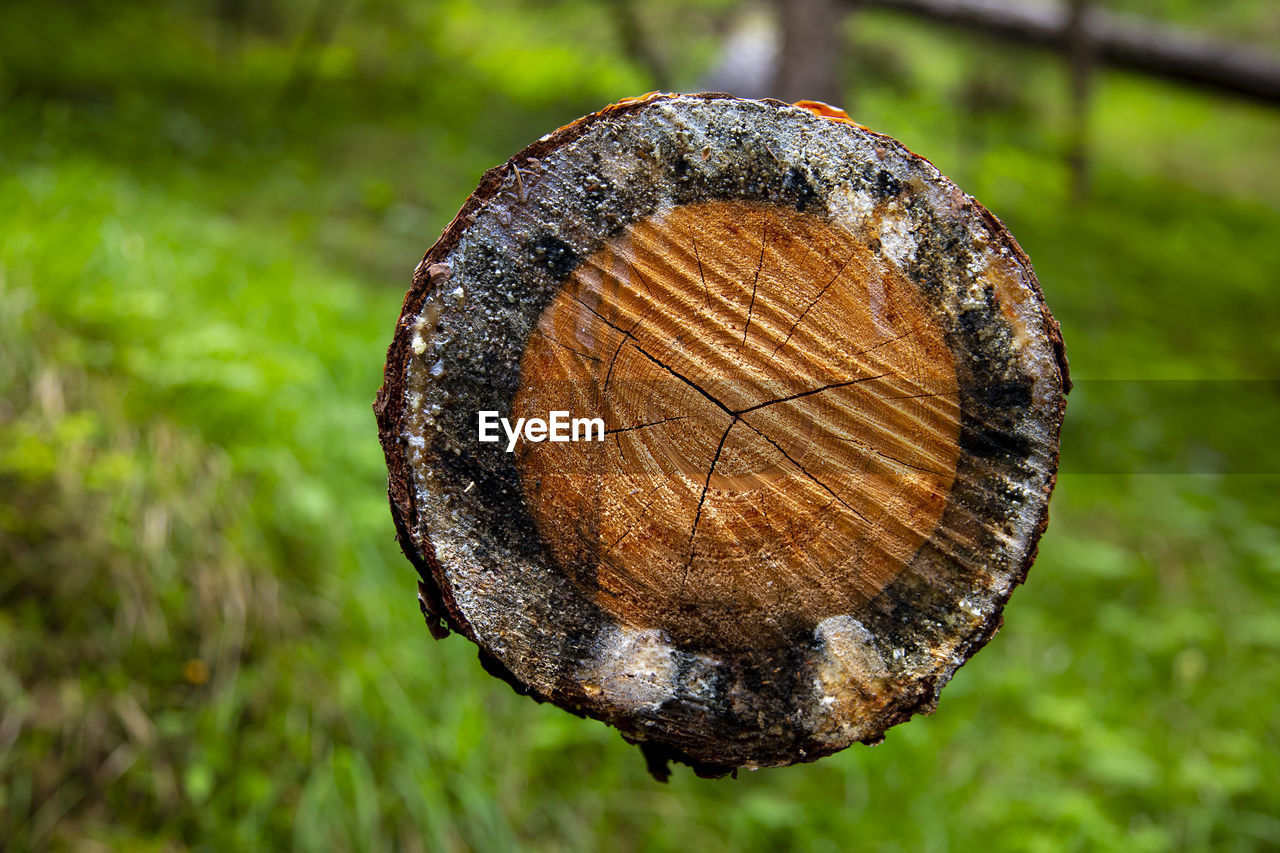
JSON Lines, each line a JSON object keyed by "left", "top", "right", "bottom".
{"left": 1, "top": 1, "right": 1277, "bottom": 850}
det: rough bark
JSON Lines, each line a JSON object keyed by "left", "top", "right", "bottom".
{"left": 375, "top": 93, "right": 1069, "bottom": 777}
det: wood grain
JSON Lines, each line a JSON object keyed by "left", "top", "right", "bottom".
{"left": 518, "top": 199, "right": 959, "bottom": 648}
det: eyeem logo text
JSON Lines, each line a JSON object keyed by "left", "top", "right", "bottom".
{"left": 478, "top": 411, "right": 605, "bottom": 452}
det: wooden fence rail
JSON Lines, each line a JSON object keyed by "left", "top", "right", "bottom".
{"left": 855, "top": 0, "right": 1280, "bottom": 104}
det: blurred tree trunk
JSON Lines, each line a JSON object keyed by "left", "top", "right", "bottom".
{"left": 1066, "top": 0, "right": 1095, "bottom": 201}
{"left": 278, "top": 0, "right": 347, "bottom": 107}
{"left": 772, "top": 0, "right": 844, "bottom": 105}
{"left": 605, "top": 0, "right": 671, "bottom": 92}
{"left": 214, "top": 0, "right": 248, "bottom": 60}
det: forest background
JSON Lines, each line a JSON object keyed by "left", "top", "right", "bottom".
{"left": 2, "top": 0, "right": 1278, "bottom": 849}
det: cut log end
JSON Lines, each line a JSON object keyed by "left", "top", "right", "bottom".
{"left": 377, "top": 93, "right": 1068, "bottom": 775}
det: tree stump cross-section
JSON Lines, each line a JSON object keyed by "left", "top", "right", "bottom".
{"left": 375, "top": 93, "right": 1069, "bottom": 778}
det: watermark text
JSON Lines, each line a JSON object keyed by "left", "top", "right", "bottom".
{"left": 478, "top": 411, "right": 605, "bottom": 452}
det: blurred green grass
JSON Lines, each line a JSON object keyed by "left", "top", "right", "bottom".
{"left": 1, "top": 1, "right": 1278, "bottom": 850}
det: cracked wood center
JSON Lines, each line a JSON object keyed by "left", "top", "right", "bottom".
{"left": 514, "top": 199, "right": 961, "bottom": 648}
